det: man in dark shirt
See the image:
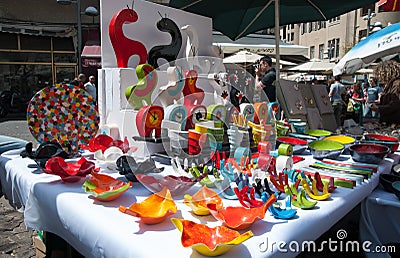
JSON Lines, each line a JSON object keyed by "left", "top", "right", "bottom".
{"left": 255, "top": 56, "right": 276, "bottom": 102}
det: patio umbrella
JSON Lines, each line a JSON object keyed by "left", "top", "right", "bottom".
{"left": 333, "top": 22, "right": 400, "bottom": 76}
{"left": 223, "top": 50, "right": 296, "bottom": 66}
{"left": 169, "top": 0, "right": 377, "bottom": 41}
{"left": 288, "top": 59, "right": 335, "bottom": 73}
{"left": 170, "top": 0, "right": 377, "bottom": 78}
{"left": 223, "top": 50, "right": 263, "bottom": 64}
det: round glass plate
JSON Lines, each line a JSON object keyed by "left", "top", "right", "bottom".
{"left": 27, "top": 84, "right": 99, "bottom": 154}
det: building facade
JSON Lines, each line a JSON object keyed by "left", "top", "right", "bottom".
{"left": 281, "top": 4, "right": 400, "bottom": 62}
{"left": 0, "top": 0, "right": 103, "bottom": 101}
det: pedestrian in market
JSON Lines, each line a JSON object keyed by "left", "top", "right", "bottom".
{"left": 254, "top": 56, "right": 276, "bottom": 102}
{"left": 350, "top": 81, "right": 364, "bottom": 126}
{"left": 328, "top": 75, "right": 346, "bottom": 129}
{"left": 370, "top": 60, "right": 400, "bottom": 125}
{"left": 364, "top": 77, "right": 382, "bottom": 119}
{"left": 84, "top": 75, "right": 97, "bottom": 102}
{"left": 69, "top": 73, "right": 86, "bottom": 90}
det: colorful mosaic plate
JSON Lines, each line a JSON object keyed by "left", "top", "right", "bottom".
{"left": 27, "top": 84, "right": 99, "bottom": 154}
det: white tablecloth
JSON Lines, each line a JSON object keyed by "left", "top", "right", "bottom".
{"left": 0, "top": 149, "right": 398, "bottom": 258}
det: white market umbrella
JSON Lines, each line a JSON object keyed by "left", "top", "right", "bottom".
{"left": 333, "top": 22, "right": 400, "bottom": 76}
{"left": 288, "top": 59, "right": 335, "bottom": 73}
{"left": 223, "top": 50, "right": 297, "bottom": 66}
{"left": 355, "top": 68, "right": 374, "bottom": 75}
{"left": 223, "top": 50, "right": 263, "bottom": 64}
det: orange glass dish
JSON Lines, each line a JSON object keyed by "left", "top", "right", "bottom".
{"left": 207, "top": 194, "right": 276, "bottom": 230}
{"left": 82, "top": 172, "right": 132, "bottom": 201}
{"left": 171, "top": 218, "right": 253, "bottom": 256}
{"left": 184, "top": 186, "right": 223, "bottom": 216}
{"left": 119, "top": 187, "right": 177, "bottom": 224}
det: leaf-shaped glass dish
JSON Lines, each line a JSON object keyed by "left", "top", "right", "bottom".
{"left": 207, "top": 194, "right": 276, "bottom": 230}
{"left": 119, "top": 187, "right": 177, "bottom": 224}
{"left": 135, "top": 174, "right": 200, "bottom": 196}
{"left": 171, "top": 218, "right": 253, "bottom": 256}
{"left": 43, "top": 156, "right": 95, "bottom": 183}
{"left": 82, "top": 172, "right": 132, "bottom": 201}
{"left": 184, "top": 186, "right": 223, "bottom": 216}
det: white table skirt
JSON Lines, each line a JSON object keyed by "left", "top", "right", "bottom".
{"left": 360, "top": 188, "right": 400, "bottom": 258}
{"left": 1, "top": 149, "right": 398, "bottom": 258}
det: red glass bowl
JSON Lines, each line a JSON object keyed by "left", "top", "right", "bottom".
{"left": 43, "top": 156, "right": 95, "bottom": 183}
{"left": 349, "top": 143, "right": 390, "bottom": 164}
{"left": 364, "top": 134, "right": 398, "bottom": 142}
{"left": 363, "top": 134, "right": 399, "bottom": 152}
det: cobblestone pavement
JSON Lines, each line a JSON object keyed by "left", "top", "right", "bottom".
{"left": 1, "top": 118, "right": 38, "bottom": 258}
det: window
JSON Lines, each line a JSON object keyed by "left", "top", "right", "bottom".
{"left": 335, "top": 38, "right": 340, "bottom": 57}
{"left": 0, "top": 33, "right": 18, "bottom": 50}
{"left": 282, "top": 26, "right": 287, "bottom": 40}
{"left": 310, "top": 46, "right": 315, "bottom": 59}
{"left": 20, "top": 35, "right": 51, "bottom": 50}
{"left": 0, "top": 64, "right": 53, "bottom": 99}
{"left": 319, "top": 44, "right": 324, "bottom": 60}
{"left": 53, "top": 37, "right": 74, "bottom": 51}
{"left": 321, "top": 21, "right": 326, "bottom": 28}
{"left": 290, "top": 32, "right": 294, "bottom": 41}
{"left": 291, "top": 24, "right": 294, "bottom": 29}
{"left": 327, "top": 38, "right": 340, "bottom": 58}
{"left": 308, "top": 22, "right": 312, "bottom": 33}
{"left": 327, "top": 40, "right": 334, "bottom": 58}
{"left": 329, "top": 16, "right": 341, "bottom": 23}
{"left": 301, "top": 23, "right": 306, "bottom": 35}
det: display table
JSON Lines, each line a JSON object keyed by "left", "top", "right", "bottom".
{"left": 360, "top": 187, "right": 400, "bottom": 258}
{"left": 0, "top": 148, "right": 399, "bottom": 258}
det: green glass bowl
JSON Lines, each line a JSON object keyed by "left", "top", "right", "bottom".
{"left": 305, "top": 129, "right": 332, "bottom": 137}
{"left": 308, "top": 140, "right": 344, "bottom": 160}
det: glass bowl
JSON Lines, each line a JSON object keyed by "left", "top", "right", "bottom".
{"left": 82, "top": 172, "right": 132, "bottom": 201}
{"left": 119, "top": 187, "right": 177, "bottom": 224}
{"left": 171, "top": 218, "right": 253, "bottom": 256}
{"left": 308, "top": 140, "right": 344, "bottom": 160}
{"left": 349, "top": 143, "right": 390, "bottom": 164}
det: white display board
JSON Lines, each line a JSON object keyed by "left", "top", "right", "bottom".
{"left": 98, "top": 0, "right": 225, "bottom": 156}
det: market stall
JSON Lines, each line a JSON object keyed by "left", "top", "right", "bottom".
{"left": 1, "top": 1, "right": 400, "bottom": 258}
{"left": 0, "top": 148, "right": 398, "bottom": 258}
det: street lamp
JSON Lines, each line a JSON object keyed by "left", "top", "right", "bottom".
{"left": 57, "top": 0, "right": 99, "bottom": 73}
{"left": 362, "top": 8, "right": 376, "bottom": 37}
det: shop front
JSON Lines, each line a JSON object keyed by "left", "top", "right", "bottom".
{"left": 0, "top": 28, "right": 101, "bottom": 113}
